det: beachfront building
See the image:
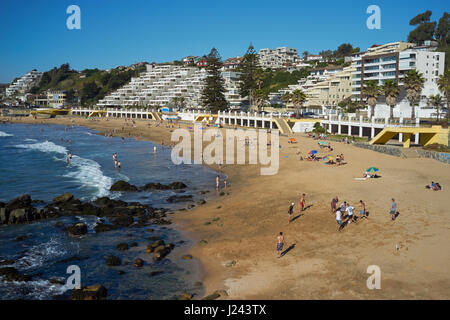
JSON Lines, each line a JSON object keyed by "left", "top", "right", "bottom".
{"left": 5, "top": 70, "right": 42, "bottom": 96}
{"left": 305, "top": 54, "right": 324, "bottom": 62}
{"left": 181, "top": 56, "right": 201, "bottom": 66}
{"left": 258, "top": 47, "right": 300, "bottom": 70}
{"left": 46, "top": 90, "right": 66, "bottom": 108}
{"left": 351, "top": 41, "right": 445, "bottom": 118}
{"left": 97, "top": 64, "right": 245, "bottom": 110}
{"left": 305, "top": 66, "right": 353, "bottom": 115}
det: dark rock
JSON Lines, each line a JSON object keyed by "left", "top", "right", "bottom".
{"left": 116, "top": 243, "right": 129, "bottom": 251}
{"left": 15, "top": 235, "right": 32, "bottom": 242}
{"left": 6, "top": 194, "right": 32, "bottom": 211}
{"left": 0, "top": 267, "right": 31, "bottom": 282}
{"left": 0, "top": 259, "right": 15, "bottom": 266}
{"left": 66, "top": 223, "right": 88, "bottom": 236}
{"left": 112, "top": 215, "right": 134, "bottom": 227}
{"left": 166, "top": 195, "right": 193, "bottom": 203}
{"left": 130, "top": 242, "right": 138, "bottom": 247}
{"left": 55, "top": 221, "right": 64, "bottom": 228}
{"left": 153, "top": 244, "right": 173, "bottom": 261}
{"left": 146, "top": 240, "right": 165, "bottom": 253}
{"left": 133, "top": 258, "right": 144, "bottom": 267}
{"left": 94, "top": 223, "right": 118, "bottom": 233}
{"left": 198, "top": 190, "right": 210, "bottom": 195}
{"left": 197, "top": 199, "right": 206, "bottom": 205}
{"left": 49, "top": 278, "right": 66, "bottom": 285}
{"left": 140, "top": 181, "right": 187, "bottom": 191}
{"left": 110, "top": 180, "right": 138, "bottom": 192}
{"left": 149, "top": 271, "right": 164, "bottom": 277}
{"left": 70, "top": 284, "right": 107, "bottom": 300}
{"left": 0, "top": 207, "right": 10, "bottom": 224}
{"left": 105, "top": 255, "right": 121, "bottom": 266}
{"left": 8, "top": 208, "right": 36, "bottom": 224}
{"left": 202, "top": 292, "right": 220, "bottom": 300}
{"left": 180, "top": 293, "right": 193, "bottom": 300}
{"left": 117, "top": 270, "right": 125, "bottom": 275}
{"left": 187, "top": 204, "right": 196, "bottom": 209}
{"left": 80, "top": 203, "right": 102, "bottom": 216}
{"left": 52, "top": 193, "right": 74, "bottom": 204}
{"left": 181, "top": 254, "right": 193, "bottom": 260}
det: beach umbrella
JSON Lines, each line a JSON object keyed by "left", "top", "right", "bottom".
{"left": 323, "top": 155, "right": 333, "bottom": 162}
{"left": 318, "top": 141, "right": 327, "bottom": 145}
{"left": 366, "top": 167, "right": 379, "bottom": 173}
{"left": 309, "top": 150, "right": 318, "bottom": 155}
{"left": 289, "top": 138, "right": 297, "bottom": 143}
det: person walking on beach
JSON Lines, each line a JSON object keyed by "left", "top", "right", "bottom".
{"left": 300, "top": 194, "right": 306, "bottom": 212}
{"left": 288, "top": 202, "right": 295, "bottom": 224}
{"left": 390, "top": 198, "right": 397, "bottom": 220}
{"left": 216, "top": 175, "right": 220, "bottom": 190}
{"left": 331, "top": 196, "right": 338, "bottom": 214}
{"left": 336, "top": 209, "right": 342, "bottom": 232}
{"left": 359, "top": 200, "right": 366, "bottom": 218}
{"left": 277, "top": 232, "right": 285, "bottom": 258}
{"left": 346, "top": 203, "right": 355, "bottom": 224}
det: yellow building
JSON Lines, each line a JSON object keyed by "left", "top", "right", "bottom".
{"left": 47, "top": 90, "right": 66, "bottom": 108}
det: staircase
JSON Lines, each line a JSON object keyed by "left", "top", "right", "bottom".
{"left": 273, "top": 118, "right": 293, "bottom": 135}
{"left": 400, "top": 148, "right": 420, "bottom": 159}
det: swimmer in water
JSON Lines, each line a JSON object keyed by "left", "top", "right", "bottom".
{"left": 117, "top": 161, "right": 121, "bottom": 169}
{"left": 114, "top": 160, "right": 118, "bottom": 168}
{"left": 69, "top": 152, "right": 73, "bottom": 159}
{"left": 153, "top": 146, "right": 157, "bottom": 153}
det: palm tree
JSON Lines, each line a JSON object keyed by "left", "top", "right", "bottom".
{"left": 428, "top": 94, "right": 443, "bottom": 122}
{"left": 362, "top": 80, "right": 380, "bottom": 118}
{"left": 252, "top": 89, "right": 268, "bottom": 112}
{"left": 280, "top": 92, "right": 291, "bottom": 111}
{"left": 437, "top": 70, "right": 450, "bottom": 120}
{"left": 381, "top": 80, "right": 400, "bottom": 120}
{"left": 403, "top": 69, "right": 425, "bottom": 120}
{"left": 291, "top": 89, "right": 307, "bottom": 118}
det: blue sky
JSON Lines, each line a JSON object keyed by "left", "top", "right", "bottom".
{"left": 0, "top": 0, "right": 447, "bottom": 83}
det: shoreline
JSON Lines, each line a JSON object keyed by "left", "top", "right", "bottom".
{"left": 2, "top": 115, "right": 450, "bottom": 300}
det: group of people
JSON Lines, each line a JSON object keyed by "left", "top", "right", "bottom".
{"left": 425, "top": 181, "right": 442, "bottom": 191}
{"left": 333, "top": 199, "right": 366, "bottom": 231}
{"left": 112, "top": 153, "right": 121, "bottom": 169}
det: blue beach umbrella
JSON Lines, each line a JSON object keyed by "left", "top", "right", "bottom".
{"left": 309, "top": 150, "right": 318, "bottom": 155}
{"left": 366, "top": 167, "right": 379, "bottom": 173}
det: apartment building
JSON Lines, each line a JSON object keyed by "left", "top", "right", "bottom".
{"left": 6, "top": 70, "right": 42, "bottom": 96}
{"left": 222, "top": 57, "right": 242, "bottom": 71}
{"left": 47, "top": 90, "right": 66, "bottom": 108}
{"left": 305, "top": 66, "right": 353, "bottom": 114}
{"left": 97, "top": 64, "right": 244, "bottom": 109}
{"left": 351, "top": 41, "right": 445, "bottom": 118}
{"left": 258, "top": 47, "right": 300, "bottom": 70}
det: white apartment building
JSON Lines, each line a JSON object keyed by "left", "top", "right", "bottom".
{"left": 351, "top": 41, "right": 445, "bottom": 118}
{"left": 258, "top": 47, "right": 300, "bottom": 70}
{"left": 6, "top": 70, "right": 42, "bottom": 96}
{"left": 97, "top": 64, "right": 244, "bottom": 109}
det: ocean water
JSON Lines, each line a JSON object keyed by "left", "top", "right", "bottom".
{"left": 0, "top": 123, "right": 221, "bottom": 300}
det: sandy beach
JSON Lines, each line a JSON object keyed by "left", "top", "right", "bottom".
{"left": 2, "top": 115, "right": 450, "bottom": 300}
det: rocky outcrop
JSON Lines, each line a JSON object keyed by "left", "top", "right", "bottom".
{"left": 110, "top": 180, "right": 138, "bottom": 192}
{"left": 6, "top": 194, "right": 32, "bottom": 211}
{"left": 116, "top": 243, "right": 129, "bottom": 251}
{"left": 66, "top": 223, "right": 88, "bottom": 236}
{"left": 133, "top": 258, "right": 144, "bottom": 268}
{"left": 140, "top": 181, "right": 187, "bottom": 191}
{"left": 0, "top": 267, "right": 31, "bottom": 282}
{"left": 70, "top": 284, "right": 107, "bottom": 300}
{"left": 52, "top": 193, "right": 74, "bottom": 204}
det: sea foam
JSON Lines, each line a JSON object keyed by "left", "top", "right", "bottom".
{"left": 15, "top": 141, "right": 113, "bottom": 199}
{"left": 0, "top": 131, "right": 14, "bottom": 137}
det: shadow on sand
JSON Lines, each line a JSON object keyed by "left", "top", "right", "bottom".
{"left": 281, "top": 244, "right": 296, "bottom": 257}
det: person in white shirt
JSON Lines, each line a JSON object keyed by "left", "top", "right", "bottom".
{"left": 346, "top": 205, "right": 355, "bottom": 224}
{"left": 336, "top": 209, "right": 342, "bottom": 231}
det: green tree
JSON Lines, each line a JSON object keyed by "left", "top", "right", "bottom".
{"left": 436, "top": 12, "right": 450, "bottom": 46}
{"left": 428, "top": 94, "right": 443, "bottom": 122}
{"left": 252, "top": 89, "right": 268, "bottom": 112}
{"left": 408, "top": 10, "right": 436, "bottom": 44}
{"left": 291, "top": 89, "right": 307, "bottom": 118}
{"left": 201, "top": 48, "right": 227, "bottom": 113}
{"left": 437, "top": 70, "right": 450, "bottom": 120}
{"left": 334, "top": 43, "right": 353, "bottom": 58}
{"left": 362, "top": 80, "right": 380, "bottom": 118}
{"left": 403, "top": 69, "right": 425, "bottom": 120}
{"left": 238, "top": 43, "right": 260, "bottom": 107}
{"left": 280, "top": 92, "right": 291, "bottom": 109}
{"left": 381, "top": 80, "right": 400, "bottom": 120}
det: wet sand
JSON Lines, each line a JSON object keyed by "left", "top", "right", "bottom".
{"left": 3, "top": 115, "right": 450, "bottom": 299}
